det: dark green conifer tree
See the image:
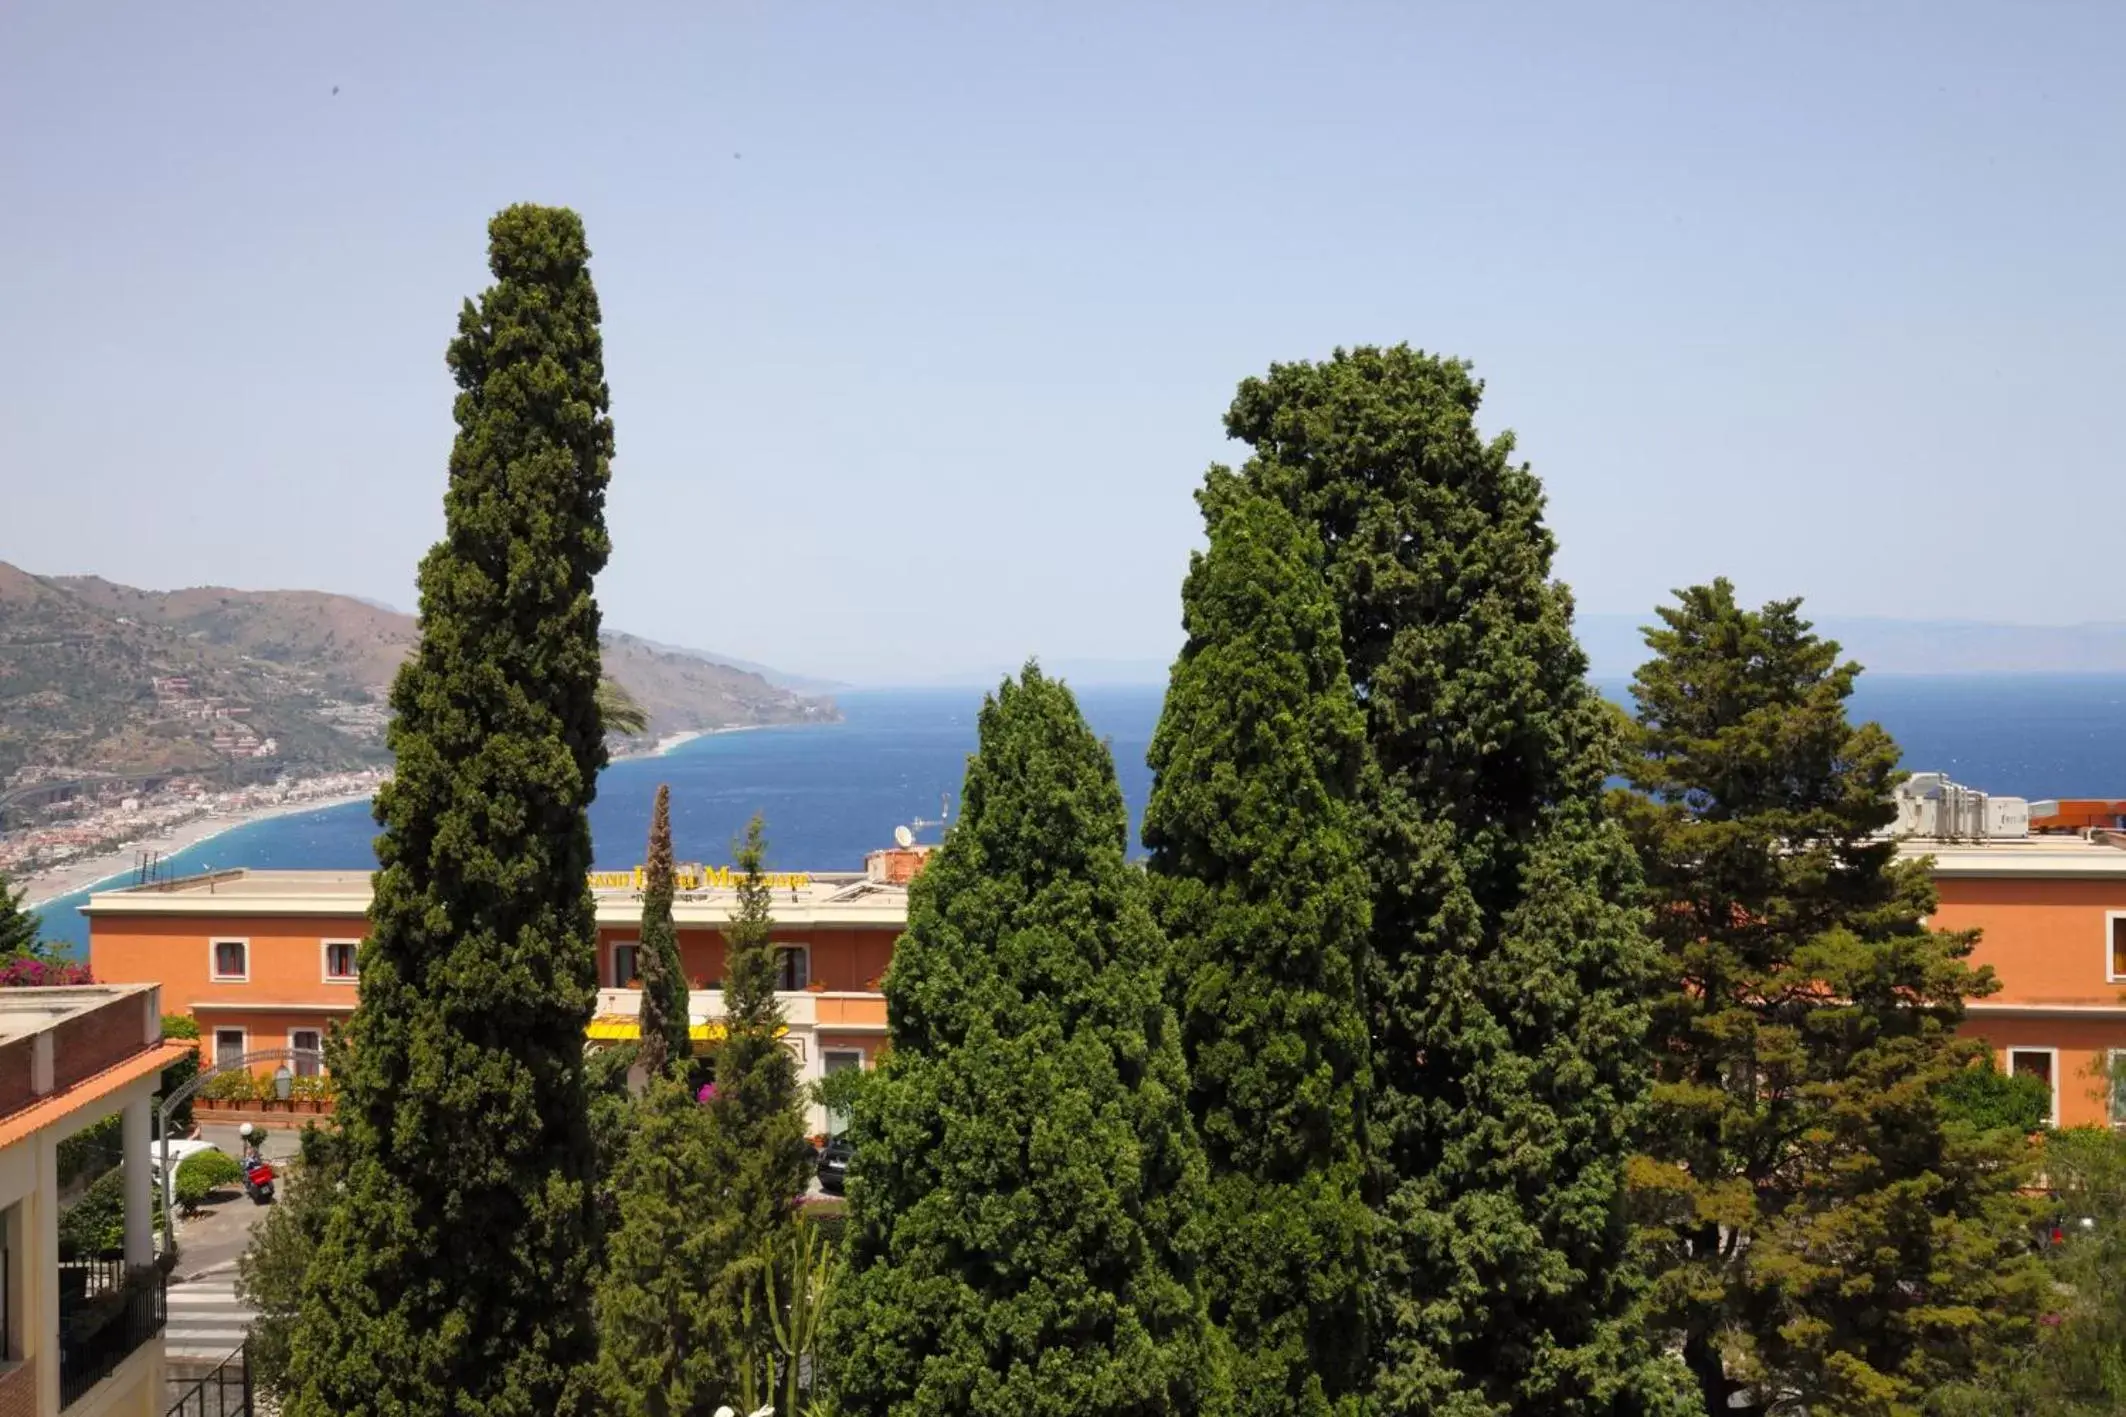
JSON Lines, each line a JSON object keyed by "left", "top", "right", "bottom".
{"left": 637, "top": 784, "right": 690, "bottom": 1077}
{"left": 1616, "top": 580, "right": 2045, "bottom": 1416}
{"left": 823, "top": 666, "right": 1230, "bottom": 1416}
{"left": 1144, "top": 471, "right": 1371, "bottom": 1416}
{"left": 708, "top": 817, "right": 814, "bottom": 1354}
{"left": 286, "top": 204, "right": 614, "bottom": 1417}
{"left": 590, "top": 1075, "right": 742, "bottom": 1416}
{"left": 1229, "top": 347, "right": 1673, "bottom": 1415}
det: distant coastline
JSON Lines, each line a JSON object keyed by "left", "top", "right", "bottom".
{"left": 22, "top": 788, "right": 379, "bottom": 909}
{"left": 613, "top": 723, "right": 768, "bottom": 762}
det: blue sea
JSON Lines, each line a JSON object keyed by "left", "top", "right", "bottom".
{"left": 30, "top": 677, "right": 2126, "bottom": 952}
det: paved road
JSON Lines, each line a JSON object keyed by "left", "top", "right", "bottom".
{"left": 164, "top": 1125, "right": 295, "bottom": 1364}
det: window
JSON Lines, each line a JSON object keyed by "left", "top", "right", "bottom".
{"left": 323, "top": 940, "right": 359, "bottom": 982}
{"left": 612, "top": 942, "right": 641, "bottom": 987}
{"left": 2009, "top": 1048, "right": 2060, "bottom": 1127}
{"left": 776, "top": 945, "right": 809, "bottom": 992}
{"left": 2109, "top": 914, "right": 2126, "bottom": 982}
{"left": 2111, "top": 1050, "right": 2126, "bottom": 1127}
{"left": 210, "top": 939, "right": 249, "bottom": 982}
{"left": 214, "top": 1028, "right": 246, "bottom": 1067}
{"left": 291, "top": 1029, "right": 322, "bottom": 1078}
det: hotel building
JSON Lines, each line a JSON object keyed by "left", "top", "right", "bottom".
{"left": 74, "top": 787, "right": 2126, "bottom": 1136}
{"left": 83, "top": 846, "right": 930, "bottom": 1137}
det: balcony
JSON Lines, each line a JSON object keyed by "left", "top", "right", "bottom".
{"left": 58, "top": 1256, "right": 166, "bottom": 1409}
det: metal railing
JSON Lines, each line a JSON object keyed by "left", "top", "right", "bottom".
{"left": 166, "top": 1340, "right": 251, "bottom": 1417}
{"left": 58, "top": 1257, "right": 166, "bottom": 1409}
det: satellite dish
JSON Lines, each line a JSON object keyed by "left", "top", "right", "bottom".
{"left": 894, "top": 824, "right": 915, "bottom": 849}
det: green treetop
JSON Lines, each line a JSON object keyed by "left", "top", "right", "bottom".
{"left": 822, "top": 665, "right": 1230, "bottom": 1416}
{"left": 1143, "top": 471, "right": 1371, "bottom": 1416}
{"left": 286, "top": 203, "right": 614, "bottom": 1417}
{"left": 1615, "top": 580, "right": 2044, "bottom": 1416}
{"left": 637, "top": 783, "right": 690, "bottom": 1077}
{"left": 1, "top": 872, "right": 41, "bottom": 958}
{"left": 1230, "top": 346, "right": 1673, "bottom": 1415}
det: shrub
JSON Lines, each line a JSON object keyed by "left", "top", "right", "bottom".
{"left": 202, "top": 1069, "right": 263, "bottom": 1103}
{"left": 58, "top": 1165, "right": 163, "bottom": 1257}
{"left": 0, "top": 954, "right": 92, "bottom": 987}
{"left": 159, "top": 1015, "right": 201, "bottom": 1134}
{"left": 175, "top": 1149, "right": 244, "bottom": 1213}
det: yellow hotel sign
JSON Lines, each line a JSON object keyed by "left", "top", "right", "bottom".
{"left": 586, "top": 864, "right": 813, "bottom": 892}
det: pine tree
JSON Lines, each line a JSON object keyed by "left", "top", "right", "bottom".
{"left": 590, "top": 1075, "right": 745, "bottom": 1416}
{"left": 1616, "top": 580, "right": 2045, "bottom": 1416}
{"left": 822, "top": 666, "right": 1230, "bottom": 1416}
{"left": 0, "top": 872, "right": 41, "bottom": 958}
{"left": 286, "top": 204, "right": 614, "bottom": 1417}
{"left": 1229, "top": 347, "right": 1673, "bottom": 1415}
{"left": 709, "top": 816, "right": 814, "bottom": 1360}
{"left": 1143, "top": 471, "right": 1371, "bottom": 1416}
{"left": 637, "top": 784, "right": 690, "bottom": 1078}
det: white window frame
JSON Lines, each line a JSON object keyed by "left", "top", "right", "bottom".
{"left": 775, "top": 943, "right": 812, "bottom": 992}
{"left": 2107, "top": 912, "right": 2126, "bottom": 983}
{"left": 289, "top": 1027, "right": 324, "bottom": 1078}
{"left": 212, "top": 1026, "right": 248, "bottom": 1068}
{"left": 2008, "top": 1046, "right": 2062, "bottom": 1127}
{"left": 2110, "top": 1049, "right": 2126, "bottom": 1128}
{"left": 610, "top": 940, "right": 641, "bottom": 988}
{"left": 209, "top": 937, "right": 250, "bottom": 983}
{"left": 321, "top": 938, "right": 361, "bottom": 984}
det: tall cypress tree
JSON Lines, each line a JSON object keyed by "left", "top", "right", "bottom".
{"left": 637, "top": 784, "right": 690, "bottom": 1078}
{"left": 1144, "top": 471, "right": 1371, "bottom": 1416}
{"left": 287, "top": 204, "right": 613, "bottom": 1417}
{"left": 707, "top": 817, "right": 814, "bottom": 1356}
{"left": 1617, "top": 581, "right": 2044, "bottom": 1415}
{"left": 1229, "top": 347, "right": 1673, "bottom": 1415}
{"left": 823, "top": 666, "right": 1230, "bottom": 1416}
{"left": 590, "top": 1075, "right": 739, "bottom": 1416}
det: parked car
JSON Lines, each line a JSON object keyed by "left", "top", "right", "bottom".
{"left": 817, "top": 1136, "right": 854, "bottom": 1195}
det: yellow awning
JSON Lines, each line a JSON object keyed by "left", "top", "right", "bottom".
{"left": 585, "top": 1015, "right": 787, "bottom": 1045}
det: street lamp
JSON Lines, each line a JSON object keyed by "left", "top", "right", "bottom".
{"left": 273, "top": 1063, "right": 294, "bottom": 1102}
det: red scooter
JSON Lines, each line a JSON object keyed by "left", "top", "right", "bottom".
{"left": 241, "top": 1152, "right": 276, "bottom": 1204}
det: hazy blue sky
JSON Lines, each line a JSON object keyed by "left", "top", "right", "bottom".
{"left": 4, "top": 4, "right": 2121, "bottom": 684}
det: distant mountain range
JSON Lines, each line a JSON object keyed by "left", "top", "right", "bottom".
{"left": 0, "top": 563, "right": 834, "bottom": 787}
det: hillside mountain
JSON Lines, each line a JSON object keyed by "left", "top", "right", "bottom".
{"left": 621, "top": 634, "right": 848, "bottom": 696}
{"left": 0, "top": 564, "right": 834, "bottom": 786}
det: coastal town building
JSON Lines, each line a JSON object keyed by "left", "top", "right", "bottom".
{"left": 68, "top": 777, "right": 2126, "bottom": 1135}
{"left": 1, "top": 984, "right": 190, "bottom": 1416}
{"left": 81, "top": 845, "right": 934, "bottom": 1137}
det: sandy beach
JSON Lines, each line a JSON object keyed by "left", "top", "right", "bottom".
{"left": 23, "top": 789, "right": 379, "bottom": 909}
{"left": 615, "top": 724, "right": 768, "bottom": 762}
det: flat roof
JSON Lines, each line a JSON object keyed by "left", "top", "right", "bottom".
{"left": 0, "top": 983, "right": 156, "bottom": 1045}
{"left": 1897, "top": 835, "right": 2126, "bottom": 879}
{"left": 82, "top": 867, "right": 912, "bottom": 927}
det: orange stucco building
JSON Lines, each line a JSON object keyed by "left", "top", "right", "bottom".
{"left": 77, "top": 824, "right": 2126, "bottom": 1134}
{"left": 1916, "top": 835, "right": 2126, "bottom": 1129}
{"left": 82, "top": 847, "right": 931, "bottom": 1136}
